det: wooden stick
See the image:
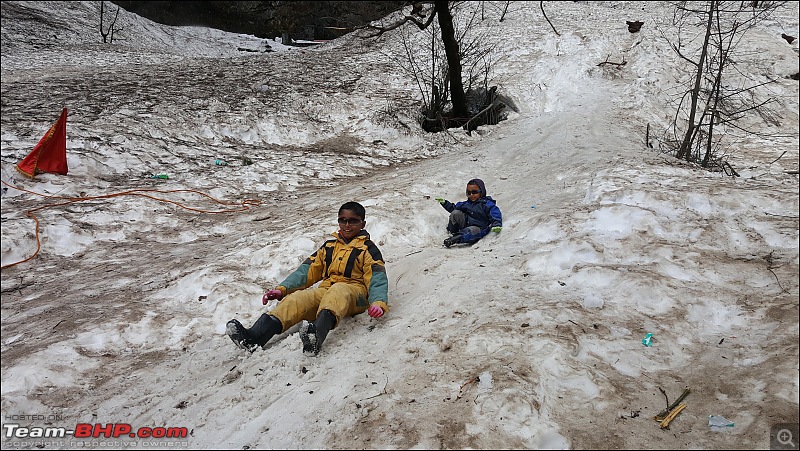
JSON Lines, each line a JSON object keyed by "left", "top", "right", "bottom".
{"left": 654, "top": 388, "right": 690, "bottom": 421}
{"left": 659, "top": 403, "right": 687, "bottom": 429}
{"left": 456, "top": 376, "right": 479, "bottom": 400}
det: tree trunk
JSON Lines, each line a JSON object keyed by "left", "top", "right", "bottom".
{"left": 702, "top": 13, "right": 729, "bottom": 168}
{"left": 677, "top": 0, "right": 716, "bottom": 161}
{"left": 435, "top": 0, "right": 467, "bottom": 119}
{"left": 100, "top": 1, "right": 109, "bottom": 43}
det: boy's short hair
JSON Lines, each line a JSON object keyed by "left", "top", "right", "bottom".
{"left": 339, "top": 201, "right": 366, "bottom": 220}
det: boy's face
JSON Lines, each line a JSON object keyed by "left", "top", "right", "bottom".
{"left": 466, "top": 184, "right": 482, "bottom": 201}
{"left": 337, "top": 209, "right": 365, "bottom": 240}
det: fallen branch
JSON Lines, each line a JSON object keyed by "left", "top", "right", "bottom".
{"left": 597, "top": 55, "right": 627, "bottom": 67}
{"left": 363, "top": 374, "right": 389, "bottom": 400}
{"left": 724, "top": 161, "right": 740, "bottom": 177}
{"left": 764, "top": 212, "right": 799, "bottom": 218}
{"left": 767, "top": 267, "right": 786, "bottom": 292}
{"left": 654, "top": 388, "right": 690, "bottom": 421}
{"left": 765, "top": 251, "right": 787, "bottom": 293}
{"left": 659, "top": 403, "right": 687, "bottom": 429}
{"left": 769, "top": 150, "right": 787, "bottom": 164}
{"left": 456, "top": 375, "right": 479, "bottom": 400}
{"left": 463, "top": 102, "right": 500, "bottom": 135}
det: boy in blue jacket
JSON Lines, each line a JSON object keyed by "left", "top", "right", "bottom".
{"left": 435, "top": 178, "right": 502, "bottom": 247}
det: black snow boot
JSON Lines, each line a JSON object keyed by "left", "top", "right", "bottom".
{"left": 443, "top": 234, "right": 462, "bottom": 248}
{"left": 227, "top": 314, "right": 282, "bottom": 352}
{"left": 300, "top": 309, "right": 336, "bottom": 355}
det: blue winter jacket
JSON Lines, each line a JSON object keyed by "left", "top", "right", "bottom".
{"left": 440, "top": 196, "right": 502, "bottom": 243}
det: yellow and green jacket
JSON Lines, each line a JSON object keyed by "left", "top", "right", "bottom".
{"left": 276, "top": 230, "right": 389, "bottom": 312}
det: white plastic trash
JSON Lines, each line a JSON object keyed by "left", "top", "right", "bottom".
{"left": 708, "top": 415, "right": 734, "bottom": 428}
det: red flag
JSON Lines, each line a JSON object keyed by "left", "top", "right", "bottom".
{"left": 16, "top": 108, "right": 69, "bottom": 178}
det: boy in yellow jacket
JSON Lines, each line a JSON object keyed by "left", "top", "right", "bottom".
{"left": 227, "top": 201, "right": 389, "bottom": 355}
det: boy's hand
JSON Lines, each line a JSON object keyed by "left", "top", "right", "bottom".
{"left": 262, "top": 289, "right": 283, "bottom": 305}
{"left": 491, "top": 226, "right": 502, "bottom": 233}
{"left": 435, "top": 197, "right": 446, "bottom": 205}
{"left": 368, "top": 304, "right": 385, "bottom": 318}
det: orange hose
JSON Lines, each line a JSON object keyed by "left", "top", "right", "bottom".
{"left": 1, "top": 178, "right": 261, "bottom": 269}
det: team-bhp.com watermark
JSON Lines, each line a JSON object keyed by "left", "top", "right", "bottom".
{"left": 3, "top": 422, "right": 190, "bottom": 448}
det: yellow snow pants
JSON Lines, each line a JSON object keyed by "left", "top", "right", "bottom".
{"left": 269, "top": 282, "right": 369, "bottom": 332}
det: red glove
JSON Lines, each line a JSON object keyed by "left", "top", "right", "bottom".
{"left": 368, "top": 304, "right": 384, "bottom": 318}
{"left": 262, "top": 289, "right": 283, "bottom": 305}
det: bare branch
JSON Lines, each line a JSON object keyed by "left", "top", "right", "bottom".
{"left": 540, "top": 1, "right": 560, "bottom": 36}
{"left": 361, "top": 7, "right": 438, "bottom": 39}
{"left": 597, "top": 55, "right": 627, "bottom": 67}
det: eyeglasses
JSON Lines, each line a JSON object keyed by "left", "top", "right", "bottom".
{"left": 337, "top": 217, "right": 363, "bottom": 225}
{"left": 466, "top": 190, "right": 482, "bottom": 195}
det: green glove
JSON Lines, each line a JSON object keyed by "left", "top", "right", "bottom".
{"left": 435, "top": 197, "right": 446, "bottom": 205}
{"left": 491, "top": 226, "right": 502, "bottom": 233}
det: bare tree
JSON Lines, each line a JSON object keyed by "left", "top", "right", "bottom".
{"left": 99, "top": 1, "right": 122, "bottom": 44}
{"left": 364, "top": 1, "right": 509, "bottom": 132}
{"left": 661, "top": 1, "right": 789, "bottom": 173}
